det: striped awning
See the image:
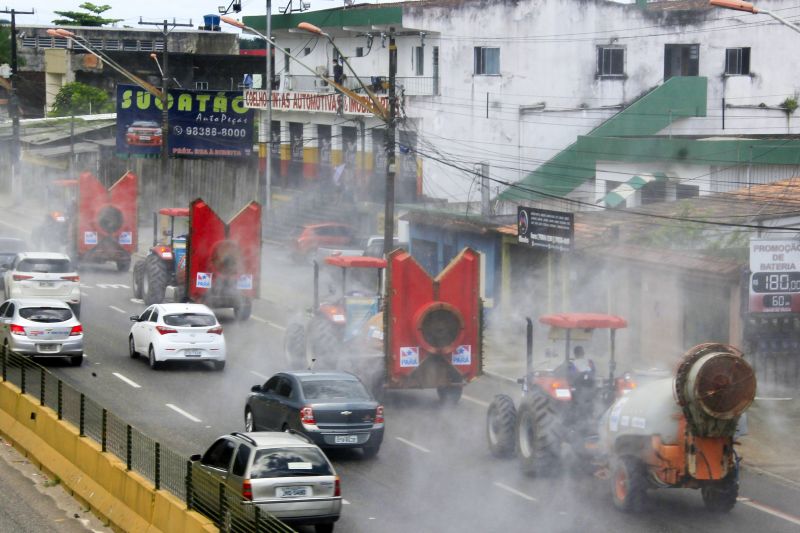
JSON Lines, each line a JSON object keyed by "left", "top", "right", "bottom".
{"left": 600, "top": 172, "right": 667, "bottom": 208}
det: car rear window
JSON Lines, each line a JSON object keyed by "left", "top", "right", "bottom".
{"left": 163, "top": 313, "right": 216, "bottom": 327}
{"left": 250, "top": 448, "right": 332, "bottom": 479}
{"left": 19, "top": 307, "right": 72, "bottom": 323}
{"left": 301, "top": 379, "right": 371, "bottom": 401}
{"left": 17, "top": 259, "right": 71, "bottom": 273}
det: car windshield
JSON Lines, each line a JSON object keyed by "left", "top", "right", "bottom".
{"left": 17, "top": 259, "right": 71, "bottom": 273}
{"left": 19, "top": 307, "right": 72, "bottom": 323}
{"left": 301, "top": 378, "right": 371, "bottom": 401}
{"left": 163, "top": 313, "right": 216, "bottom": 327}
{"left": 250, "top": 447, "right": 332, "bottom": 479}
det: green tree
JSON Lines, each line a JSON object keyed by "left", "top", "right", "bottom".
{"left": 0, "top": 23, "right": 11, "bottom": 65}
{"left": 52, "top": 3, "right": 122, "bottom": 27}
{"left": 49, "top": 82, "right": 112, "bottom": 116}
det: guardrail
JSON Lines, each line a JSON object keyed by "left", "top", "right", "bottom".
{"left": 0, "top": 347, "right": 295, "bottom": 533}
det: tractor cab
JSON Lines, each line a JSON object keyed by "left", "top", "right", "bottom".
{"left": 151, "top": 207, "right": 190, "bottom": 273}
{"left": 316, "top": 255, "right": 386, "bottom": 343}
{"left": 33, "top": 179, "right": 78, "bottom": 251}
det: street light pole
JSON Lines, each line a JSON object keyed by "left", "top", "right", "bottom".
{"left": 383, "top": 31, "right": 397, "bottom": 259}
{"left": 710, "top": 0, "right": 800, "bottom": 33}
{"left": 265, "top": 0, "right": 272, "bottom": 217}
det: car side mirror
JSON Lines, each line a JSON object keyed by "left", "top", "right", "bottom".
{"left": 129, "top": 315, "right": 140, "bottom": 322}
{"left": 189, "top": 453, "right": 201, "bottom": 462}
{"left": 251, "top": 384, "right": 262, "bottom": 393}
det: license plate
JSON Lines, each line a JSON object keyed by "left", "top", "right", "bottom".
{"left": 140, "top": 135, "right": 151, "bottom": 141}
{"left": 38, "top": 344, "right": 58, "bottom": 352}
{"left": 277, "top": 486, "right": 310, "bottom": 498}
{"left": 334, "top": 434, "right": 359, "bottom": 444}
{"left": 39, "top": 281, "right": 55, "bottom": 287}
{"left": 185, "top": 350, "right": 202, "bottom": 357}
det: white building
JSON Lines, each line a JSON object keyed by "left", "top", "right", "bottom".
{"left": 246, "top": 0, "right": 800, "bottom": 209}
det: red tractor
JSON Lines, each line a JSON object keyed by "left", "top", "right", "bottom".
{"left": 486, "top": 313, "right": 634, "bottom": 474}
{"left": 131, "top": 199, "right": 261, "bottom": 320}
{"left": 285, "top": 248, "right": 483, "bottom": 403}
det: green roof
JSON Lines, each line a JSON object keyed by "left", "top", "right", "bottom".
{"left": 243, "top": 6, "right": 403, "bottom": 33}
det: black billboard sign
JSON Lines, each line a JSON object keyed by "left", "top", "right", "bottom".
{"left": 116, "top": 85, "right": 254, "bottom": 158}
{"left": 517, "top": 206, "right": 574, "bottom": 252}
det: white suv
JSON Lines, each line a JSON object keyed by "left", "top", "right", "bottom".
{"left": 3, "top": 253, "right": 81, "bottom": 317}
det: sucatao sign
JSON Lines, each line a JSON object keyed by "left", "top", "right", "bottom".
{"left": 244, "top": 89, "right": 389, "bottom": 116}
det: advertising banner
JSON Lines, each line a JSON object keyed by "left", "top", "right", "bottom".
{"left": 517, "top": 206, "right": 574, "bottom": 252}
{"left": 116, "top": 85, "right": 254, "bottom": 158}
{"left": 749, "top": 239, "right": 800, "bottom": 313}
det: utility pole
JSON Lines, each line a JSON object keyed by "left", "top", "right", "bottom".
{"left": 382, "top": 29, "right": 397, "bottom": 258}
{"left": 139, "top": 17, "right": 193, "bottom": 206}
{"left": 265, "top": 0, "right": 272, "bottom": 218}
{"left": 1, "top": 8, "right": 34, "bottom": 199}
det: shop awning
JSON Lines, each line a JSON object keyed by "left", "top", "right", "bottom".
{"left": 600, "top": 172, "right": 668, "bottom": 208}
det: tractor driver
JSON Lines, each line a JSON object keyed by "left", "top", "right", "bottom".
{"left": 568, "top": 345, "right": 596, "bottom": 387}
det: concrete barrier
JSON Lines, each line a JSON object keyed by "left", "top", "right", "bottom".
{"left": 0, "top": 380, "right": 216, "bottom": 533}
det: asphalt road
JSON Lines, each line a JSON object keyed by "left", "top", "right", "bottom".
{"left": 30, "top": 245, "right": 800, "bottom": 533}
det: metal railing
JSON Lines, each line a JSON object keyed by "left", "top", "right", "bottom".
{"left": 0, "top": 347, "right": 294, "bottom": 533}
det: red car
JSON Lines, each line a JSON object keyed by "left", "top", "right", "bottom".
{"left": 291, "top": 223, "right": 356, "bottom": 263}
{"left": 126, "top": 121, "right": 162, "bottom": 146}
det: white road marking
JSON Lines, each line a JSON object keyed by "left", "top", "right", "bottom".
{"left": 109, "top": 305, "right": 126, "bottom": 314}
{"left": 745, "top": 465, "right": 800, "bottom": 490}
{"left": 738, "top": 498, "right": 800, "bottom": 526}
{"left": 755, "top": 397, "right": 793, "bottom": 401}
{"left": 96, "top": 283, "right": 130, "bottom": 289}
{"left": 130, "top": 298, "right": 144, "bottom": 304}
{"left": 494, "top": 482, "right": 538, "bottom": 502}
{"left": 79, "top": 284, "right": 93, "bottom": 289}
{"left": 112, "top": 373, "right": 141, "bottom": 389}
{"left": 166, "top": 404, "right": 202, "bottom": 423}
{"left": 462, "top": 394, "right": 490, "bottom": 407}
{"left": 395, "top": 437, "right": 430, "bottom": 454}
{"left": 0, "top": 218, "right": 30, "bottom": 233}
{"left": 342, "top": 499, "right": 351, "bottom": 505}
{"left": 252, "top": 315, "right": 287, "bottom": 331}
{"left": 249, "top": 370, "right": 269, "bottom": 380}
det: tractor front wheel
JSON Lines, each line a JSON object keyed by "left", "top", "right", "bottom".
{"left": 143, "top": 254, "right": 168, "bottom": 306}
{"left": 516, "top": 393, "right": 561, "bottom": 477}
{"left": 701, "top": 474, "right": 738, "bottom": 513}
{"left": 487, "top": 394, "right": 517, "bottom": 458}
{"left": 611, "top": 455, "right": 647, "bottom": 512}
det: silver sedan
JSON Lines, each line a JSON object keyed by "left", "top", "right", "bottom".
{"left": 0, "top": 298, "right": 83, "bottom": 366}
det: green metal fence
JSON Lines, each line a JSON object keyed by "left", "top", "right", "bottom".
{"left": 0, "top": 347, "right": 295, "bottom": 533}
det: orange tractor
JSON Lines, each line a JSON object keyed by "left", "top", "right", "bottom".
{"left": 285, "top": 248, "right": 483, "bottom": 402}
{"left": 131, "top": 199, "right": 260, "bottom": 320}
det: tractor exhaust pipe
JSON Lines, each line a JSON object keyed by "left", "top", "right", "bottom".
{"left": 525, "top": 317, "right": 533, "bottom": 391}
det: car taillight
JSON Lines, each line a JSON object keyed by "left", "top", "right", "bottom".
{"left": 61, "top": 275, "right": 80, "bottom": 282}
{"left": 300, "top": 406, "right": 316, "bottom": 425}
{"left": 12, "top": 274, "right": 33, "bottom": 281}
{"left": 156, "top": 326, "right": 177, "bottom": 335}
{"left": 375, "top": 405, "right": 384, "bottom": 425}
{"left": 207, "top": 326, "right": 223, "bottom": 335}
{"left": 9, "top": 324, "right": 25, "bottom": 335}
{"left": 242, "top": 479, "right": 253, "bottom": 500}
{"left": 69, "top": 325, "right": 83, "bottom": 336}
{"left": 334, "top": 476, "right": 341, "bottom": 497}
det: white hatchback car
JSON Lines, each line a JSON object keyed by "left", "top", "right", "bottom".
{"left": 128, "top": 303, "right": 226, "bottom": 370}
{"left": 2, "top": 253, "right": 81, "bottom": 317}
{"left": 0, "top": 298, "right": 83, "bottom": 366}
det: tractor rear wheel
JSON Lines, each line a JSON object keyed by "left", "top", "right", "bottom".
{"left": 487, "top": 394, "right": 517, "bottom": 458}
{"left": 117, "top": 257, "right": 131, "bottom": 272}
{"left": 308, "top": 317, "right": 341, "bottom": 369}
{"left": 234, "top": 300, "right": 252, "bottom": 321}
{"left": 701, "top": 474, "right": 738, "bottom": 513}
{"left": 132, "top": 261, "right": 145, "bottom": 299}
{"left": 611, "top": 455, "right": 647, "bottom": 512}
{"left": 516, "top": 393, "right": 561, "bottom": 477}
{"left": 284, "top": 321, "right": 308, "bottom": 369}
{"left": 143, "top": 254, "right": 168, "bottom": 306}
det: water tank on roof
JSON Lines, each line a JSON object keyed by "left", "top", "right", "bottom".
{"left": 203, "top": 14, "right": 221, "bottom": 31}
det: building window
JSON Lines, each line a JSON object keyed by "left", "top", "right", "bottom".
{"left": 195, "top": 81, "right": 209, "bottom": 90}
{"left": 664, "top": 44, "right": 699, "bottom": 80}
{"left": 305, "top": 47, "right": 311, "bottom": 56}
{"left": 284, "top": 48, "right": 290, "bottom": 74}
{"left": 597, "top": 46, "right": 624, "bottom": 77}
{"left": 140, "top": 40, "right": 154, "bottom": 52}
{"left": 474, "top": 46, "right": 500, "bottom": 75}
{"left": 123, "top": 39, "right": 138, "bottom": 51}
{"left": 725, "top": 47, "right": 750, "bottom": 75}
{"left": 88, "top": 38, "right": 103, "bottom": 50}
{"left": 413, "top": 46, "right": 424, "bottom": 76}
{"left": 105, "top": 39, "right": 120, "bottom": 51}
{"left": 355, "top": 46, "right": 364, "bottom": 58}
